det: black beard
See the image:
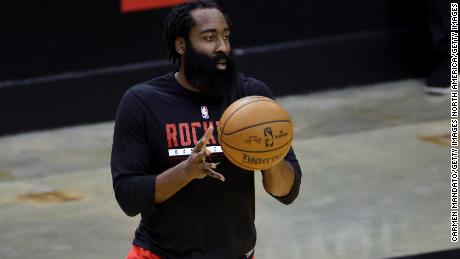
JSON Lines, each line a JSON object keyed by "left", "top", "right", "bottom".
{"left": 183, "top": 44, "right": 237, "bottom": 98}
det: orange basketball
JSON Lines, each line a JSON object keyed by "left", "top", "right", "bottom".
{"left": 218, "top": 96, "right": 293, "bottom": 171}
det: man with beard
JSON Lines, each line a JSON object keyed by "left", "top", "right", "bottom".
{"left": 110, "top": 1, "right": 302, "bottom": 258}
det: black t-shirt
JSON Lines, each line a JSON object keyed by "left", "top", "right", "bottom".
{"left": 110, "top": 72, "right": 302, "bottom": 259}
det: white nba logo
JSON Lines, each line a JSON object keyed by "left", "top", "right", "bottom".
{"left": 201, "top": 106, "right": 209, "bottom": 119}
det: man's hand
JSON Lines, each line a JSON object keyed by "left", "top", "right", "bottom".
{"left": 182, "top": 125, "right": 225, "bottom": 181}
{"left": 154, "top": 125, "right": 224, "bottom": 203}
{"left": 262, "top": 160, "right": 295, "bottom": 197}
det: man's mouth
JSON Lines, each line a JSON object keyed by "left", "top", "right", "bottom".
{"left": 216, "top": 59, "right": 227, "bottom": 70}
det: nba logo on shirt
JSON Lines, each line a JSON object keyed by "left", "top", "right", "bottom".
{"left": 201, "top": 106, "right": 209, "bottom": 119}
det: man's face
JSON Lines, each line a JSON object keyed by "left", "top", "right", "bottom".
{"left": 187, "top": 8, "right": 231, "bottom": 70}
{"left": 179, "top": 8, "right": 237, "bottom": 98}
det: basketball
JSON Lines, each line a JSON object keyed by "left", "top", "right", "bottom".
{"left": 218, "top": 96, "right": 293, "bottom": 171}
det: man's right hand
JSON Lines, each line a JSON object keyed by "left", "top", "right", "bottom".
{"left": 154, "top": 125, "right": 225, "bottom": 203}
{"left": 181, "top": 125, "right": 225, "bottom": 182}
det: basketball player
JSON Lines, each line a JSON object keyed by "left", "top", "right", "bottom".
{"left": 110, "top": 1, "right": 302, "bottom": 258}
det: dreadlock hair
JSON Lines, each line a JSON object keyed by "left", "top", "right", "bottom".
{"left": 163, "top": 0, "right": 230, "bottom": 64}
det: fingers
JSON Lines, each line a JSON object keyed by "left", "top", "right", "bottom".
{"left": 206, "top": 168, "right": 225, "bottom": 182}
{"left": 188, "top": 125, "right": 224, "bottom": 182}
{"left": 195, "top": 148, "right": 211, "bottom": 162}
{"left": 193, "top": 125, "right": 214, "bottom": 152}
{"left": 203, "top": 124, "right": 214, "bottom": 142}
{"left": 202, "top": 162, "right": 225, "bottom": 181}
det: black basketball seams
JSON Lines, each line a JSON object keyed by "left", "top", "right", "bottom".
{"left": 221, "top": 98, "right": 276, "bottom": 135}
{"left": 221, "top": 136, "right": 293, "bottom": 153}
{"left": 221, "top": 142, "right": 260, "bottom": 171}
{"left": 222, "top": 120, "right": 291, "bottom": 135}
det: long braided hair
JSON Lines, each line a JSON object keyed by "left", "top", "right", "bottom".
{"left": 163, "top": 0, "right": 229, "bottom": 64}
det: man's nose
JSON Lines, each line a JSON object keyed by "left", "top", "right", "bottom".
{"left": 215, "top": 38, "right": 230, "bottom": 54}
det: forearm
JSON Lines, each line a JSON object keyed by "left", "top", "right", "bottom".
{"left": 262, "top": 160, "right": 295, "bottom": 197}
{"left": 113, "top": 174, "right": 157, "bottom": 216}
{"left": 154, "top": 161, "right": 194, "bottom": 203}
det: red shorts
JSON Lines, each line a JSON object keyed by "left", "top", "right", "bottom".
{"left": 126, "top": 245, "right": 160, "bottom": 259}
{"left": 126, "top": 245, "right": 254, "bottom": 259}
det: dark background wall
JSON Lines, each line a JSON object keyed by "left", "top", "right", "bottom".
{"left": 0, "top": 0, "right": 431, "bottom": 136}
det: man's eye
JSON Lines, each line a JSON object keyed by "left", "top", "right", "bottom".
{"left": 205, "top": 36, "right": 215, "bottom": 41}
{"left": 223, "top": 34, "right": 230, "bottom": 40}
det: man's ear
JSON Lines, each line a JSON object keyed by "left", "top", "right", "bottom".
{"left": 175, "top": 37, "right": 185, "bottom": 55}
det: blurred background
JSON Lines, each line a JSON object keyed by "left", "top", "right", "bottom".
{"left": 0, "top": 1, "right": 457, "bottom": 259}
